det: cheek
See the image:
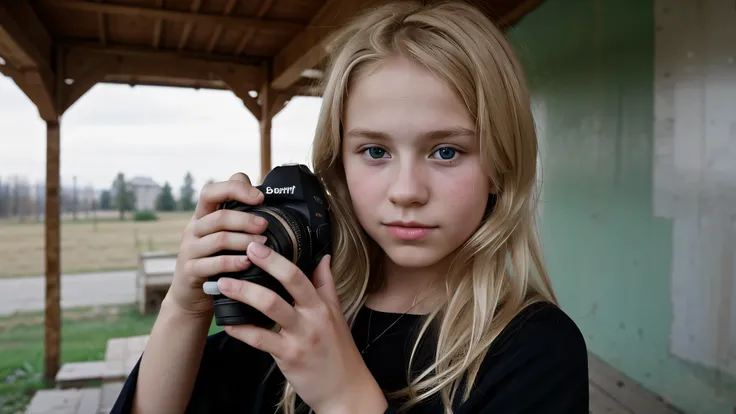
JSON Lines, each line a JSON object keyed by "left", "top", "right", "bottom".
{"left": 343, "top": 157, "right": 380, "bottom": 218}
{"left": 440, "top": 167, "right": 489, "bottom": 223}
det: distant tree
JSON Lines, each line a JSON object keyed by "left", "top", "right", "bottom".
{"left": 156, "top": 182, "right": 177, "bottom": 212}
{"left": 0, "top": 177, "right": 5, "bottom": 218}
{"left": 99, "top": 190, "right": 111, "bottom": 210}
{"left": 113, "top": 172, "right": 135, "bottom": 220}
{"left": 179, "top": 172, "right": 196, "bottom": 211}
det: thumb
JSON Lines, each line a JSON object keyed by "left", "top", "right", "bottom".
{"left": 312, "top": 255, "right": 338, "bottom": 305}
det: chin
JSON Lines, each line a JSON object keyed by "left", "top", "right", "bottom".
{"left": 381, "top": 244, "right": 449, "bottom": 269}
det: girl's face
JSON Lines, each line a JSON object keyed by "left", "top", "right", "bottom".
{"left": 341, "top": 55, "right": 491, "bottom": 270}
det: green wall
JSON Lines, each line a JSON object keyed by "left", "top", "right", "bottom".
{"left": 507, "top": 1, "right": 735, "bottom": 413}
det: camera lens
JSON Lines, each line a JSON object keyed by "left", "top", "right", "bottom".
{"left": 211, "top": 204, "right": 311, "bottom": 327}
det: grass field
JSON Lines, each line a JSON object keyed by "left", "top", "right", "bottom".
{"left": 0, "top": 212, "right": 192, "bottom": 278}
{"left": 0, "top": 304, "right": 223, "bottom": 414}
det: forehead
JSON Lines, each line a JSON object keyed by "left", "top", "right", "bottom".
{"left": 343, "top": 56, "right": 474, "bottom": 138}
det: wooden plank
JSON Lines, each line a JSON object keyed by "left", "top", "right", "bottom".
{"left": 35, "top": 0, "right": 303, "bottom": 33}
{"left": 98, "top": 382, "right": 124, "bottom": 413}
{"left": 77, "top": 388, "right": 101, "bottom": 414}
{"left": 588, "top": 354, "right": 682, "bottom": 413}
{"left": 589, "top": 383, "right": 632, "bottom": 414}
{"left": 25, "top": 389, "right": 84, "bottom": 414}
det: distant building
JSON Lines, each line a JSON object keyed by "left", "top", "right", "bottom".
{"left": 128, "top": 176, "right": 161, "bottom": 211}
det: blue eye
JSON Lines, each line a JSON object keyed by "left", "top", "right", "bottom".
{"left": 365, "top": 147, "right": 387, "bottom": 159}
{"left": 434, "top": 147, "right": 457, "bottom": 160}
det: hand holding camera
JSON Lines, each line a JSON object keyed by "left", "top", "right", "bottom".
{"left": 164, "top": 172, "right": 269, "bottom": 318}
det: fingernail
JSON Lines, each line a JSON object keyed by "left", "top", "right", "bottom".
{"left": 248, "top": 241, "right": 270, "bottom": 258}
{"left": 249, "top": 187, "right": 261, "bottom": 198}
{"left": 254, "top": 216, "right": 267, "bottom": 226}
{"left": 255, "top": 235, "right": 268, "bottom": 243}
{"left": 217, "top": 277, "right": 235, "bottom": 292}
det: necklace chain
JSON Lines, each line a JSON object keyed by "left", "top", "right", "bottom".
{"left": 360, "top": 294, "right": 430, "bottom": 355}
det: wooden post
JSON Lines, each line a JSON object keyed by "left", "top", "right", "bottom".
{"left": 259, "top": 62, "right": 272, "bottom": 182}
{"left": 44, "top": 119, "right": 61, "bottom": 384}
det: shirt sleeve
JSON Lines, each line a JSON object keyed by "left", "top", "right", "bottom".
{"left": 458, "top": 304, "right": 590, "bottom": 413}
{"left": 109, "top": 331, "right": 253, "bottom": 414}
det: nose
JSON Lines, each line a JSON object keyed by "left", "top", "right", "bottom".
{"left": 387, "top": 160, "right": 429, "bottom": 207}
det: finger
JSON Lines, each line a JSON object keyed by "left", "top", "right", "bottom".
{"left": 217, "top": 277, "right": 298, "bottom": 330}
{"left": 246, "top": 242, "right": 321, "bottom": 308}
{"left": 229, "top": 172, "right": 250, "bottom": 182}
{"left": 188, "top": 232, "right": 268, "bottom": 258}
{"left": 312, "top": 255, "right": 339, "bottom": 307}
{"left": 193, "top": 178, "right": 263, "bottom": 220}
{"left": 185, "top": 255, "right": 251, "bottom": 278}
{"left": 223, "top": 324, "right": 285, "bottom": 358}
{"left": 191, "top": 209, "right": 268, "bottom": 238}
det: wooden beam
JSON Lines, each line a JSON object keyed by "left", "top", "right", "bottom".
{"left": 269, "top": 91, "right": 293, "bottom": 118}
{"left": 178, "top": 0, "right": 203, "bottom": 50}
{"left": 206, "top": 0, "right": 238, "bottom": 53}
{"left": 259, "top": 62, "right": 272, "bottom": 182}
{"left": 152, "top": 0, "right": 164, "bottom": 49}
{"left": 95, "top": 0, "right": 107, "bottom": 45}
{"left": 59, "top": 46, "right": 263, "bottom": 113}
{"left": 37, "top": 0, "right": 303, "bottom": 33}
{"left": 44, "top": 119, "right": 61, "bottom": 384}
{"left": 0, "top": 1, "right": 57, "bottom": 120}
{"left": 233, "top": 0, "right": 275, "bottom": 55}
{"left": 58, "top": 40, "right": 264, "bottom": 66}
{"left": 271, "top": 0, "right": 379, "bottom": 90}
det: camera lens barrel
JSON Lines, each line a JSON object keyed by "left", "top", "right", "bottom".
{"left": 210, "top": 206, "right": 310, "bottom": 327}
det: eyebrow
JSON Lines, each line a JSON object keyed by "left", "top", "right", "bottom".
{"left": 345, "top": 126, "right": 476, "bottom": 141}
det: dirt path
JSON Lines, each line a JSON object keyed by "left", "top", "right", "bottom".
{"left": 0, "top": 270, "right": 136, "bottom": 316}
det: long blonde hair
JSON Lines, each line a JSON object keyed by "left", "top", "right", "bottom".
{"left": 279, "top": 1, "right": 557, "bottom": 412}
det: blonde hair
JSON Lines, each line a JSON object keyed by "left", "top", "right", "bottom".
{"left": 279, "top": 1, "right": 557, "bottom": 412}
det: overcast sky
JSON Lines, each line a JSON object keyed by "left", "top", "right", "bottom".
{"left": 0, "top": 73, "right": 322, "bottom": 193}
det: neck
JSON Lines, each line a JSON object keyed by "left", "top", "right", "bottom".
{"left": 365, "top": 254, "right": 450, "bottom": 314}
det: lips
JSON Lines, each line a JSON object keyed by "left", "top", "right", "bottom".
{"left": 382, "top": 221, "right": 437, "bottom": 241}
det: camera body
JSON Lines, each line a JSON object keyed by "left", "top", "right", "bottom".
{"left": 206, "top": 164, "right": 332, "bottom": 328}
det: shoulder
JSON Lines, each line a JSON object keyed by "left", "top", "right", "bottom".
{"left": 498, "top": 301, "right": 588, "bottom": 368}
{"left": 490, "top": 301, "right": 587, "bottom": 360}
{"left": 457, "top": 302, "right": 589, "bottom": 412}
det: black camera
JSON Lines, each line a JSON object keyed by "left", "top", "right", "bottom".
{"left": 205, "top": 164, "right": 332, "bottom": 328}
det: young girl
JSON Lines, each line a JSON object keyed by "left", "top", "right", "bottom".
{"left": 112, "top": 1, "right": 589, "bottom": 413}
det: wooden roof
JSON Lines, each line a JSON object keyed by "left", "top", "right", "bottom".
{"left": 0, "top": 0, "right": 543, "bottom": 121}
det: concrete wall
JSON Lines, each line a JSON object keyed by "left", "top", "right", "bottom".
{"left": 507, "top": 0, "right": 736, "bottom": 413}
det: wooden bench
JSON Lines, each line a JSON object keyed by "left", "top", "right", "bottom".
{"left": 54, "top": 335, "right": 149, "bottom": 390}
{"left": 25, "top": 381, "right": 125, "bottom": 414}
{"left": 136, "top": 251, "right": 177, "bottom": 314}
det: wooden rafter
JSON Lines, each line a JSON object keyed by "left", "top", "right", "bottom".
{"left": 271, "top": 0, "right": 378, "bottom": 90}
{"left": 152, "top": 0, "right": 164, "bottom": 48}
{"left": 234, "top": 0, "right": 274, "bottom": 56}
{"left": 59, "top": 45, "right": 262, "bottom": 113}
{"left": 0, "top": 1, "right": 56, "bottom": 120}
{"left": 35, "top": 0, "right": 303, "bottom": 33}
{"left": 178, "top": 0, "right": 203, "bottom": 50}
{"left": 206, "top": 0, "right": 238, "bottom": 53}
{"left": 95, "top": 0, "right": 106, "bottom": 45}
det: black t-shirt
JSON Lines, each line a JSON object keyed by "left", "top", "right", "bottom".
{"left": 111, "top": 301, "right": 589, "bottom": 413}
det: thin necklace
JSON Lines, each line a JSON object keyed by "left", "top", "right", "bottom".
{"left": 360, "top": 294, "right": 430, "bottom": 355}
